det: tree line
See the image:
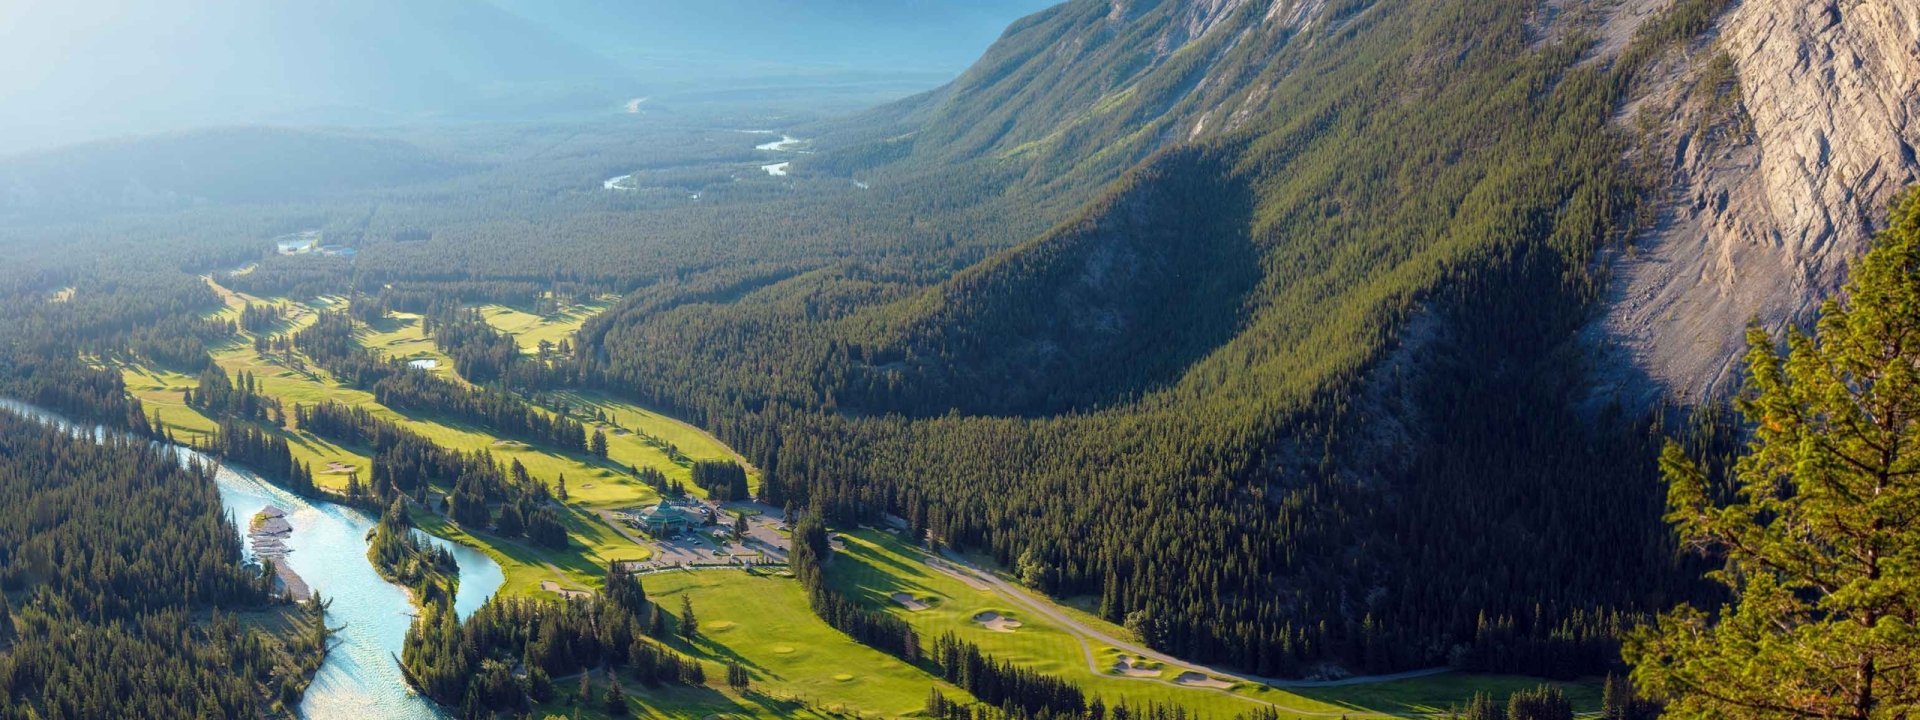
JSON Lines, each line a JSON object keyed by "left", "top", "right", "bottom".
{"left": 293, "top": 401, "right": 569, "bottom": 550}
{"left": 401, "top": 563, "right": 707, "bottom": 716}
{"left": 0, "top": 409, "right": 328, "bottom": 719}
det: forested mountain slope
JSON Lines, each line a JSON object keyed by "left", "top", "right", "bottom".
{"left": 1, "top": 0, "right": 1902, "bottom": 694}
{"left": 583, "top": 0, "right": 1711, "bottom": 678}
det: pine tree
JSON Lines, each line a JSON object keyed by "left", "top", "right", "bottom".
{"left": 647, "top": 604, "right": 668, "bottom": 638}
{"left": 591, "top": 429, "right": 609, "bottom": 458}
{"left": 603, "top": 671, "right": 627, "bottom": 717}
{"left": 1506, "top": 685, "right": 1571, "bottom": 720}
{"left": 557, "top": 473, "right": 569, "bottom": 502}
{"left": 1627, "top": 191, "right": 1920, "bottom": 719}
{"left": 679, "top": 595, "right": 699, "bottom": 639}
{"left": 0, "top": 592, "right": 12, "bottom": 646}
{"left": 1460, "top": 691, "right": 1503, "bottom": 720}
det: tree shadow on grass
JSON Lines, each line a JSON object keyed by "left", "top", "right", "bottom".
{"left": 831, "top": 555, "right": 944, "bottom": 609}
{"left": 621, "top": 683, "right": 814, "bottom": 720}
{"left": 670, "top": 631, "right": 775, "bottom": 678}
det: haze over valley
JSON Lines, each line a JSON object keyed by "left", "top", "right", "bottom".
{"left": 1, "top": 1, "right": 1917, "bottom": 719}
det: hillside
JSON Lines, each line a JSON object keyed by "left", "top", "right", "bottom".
{"left": 584, "top": 0, "right": 1683, "bottom": 678}
{"left": 0, "top": 0, "right": 1911, "bottom": 711}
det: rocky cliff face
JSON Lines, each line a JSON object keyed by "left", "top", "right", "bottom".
{"left": 1587, "top": 0, "right": 1920, "bottom": 404}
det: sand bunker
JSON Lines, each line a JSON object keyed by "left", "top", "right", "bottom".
{"left": 973, "top": 611, "right": 1024, "bottom": 632}
{"left": 1173, "top": 671, "right": 1232, "bottom": 689}
{"left": 539, "top": 580, "right": 591, "bottom": 599}
{"left": 1112, "top": 655, "right": 1161, "bottom": 678}
{"left": 890, "top": 592, "right": 931, "bottom": 611}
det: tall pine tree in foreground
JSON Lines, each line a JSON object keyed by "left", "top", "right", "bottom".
{"left": 1627, "top": 191, "right": 1920, "bottom": 718}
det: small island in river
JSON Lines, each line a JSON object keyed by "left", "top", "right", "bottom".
{"left": 250, "top": 506, "right": 310, "bottom": 597}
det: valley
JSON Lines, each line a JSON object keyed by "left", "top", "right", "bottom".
{"left": 102, "top": 276, "right": 1597, "bottom": 718}
{"left": 2, "top": 0, "right": 1915, "bottom": 718}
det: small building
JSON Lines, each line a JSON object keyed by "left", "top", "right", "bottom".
{"left": 633, "top": 501, "right": 705, "bottom": 535}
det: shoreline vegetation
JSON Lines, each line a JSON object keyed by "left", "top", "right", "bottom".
{"left": 367, "top": 498, "right": 461, "bottom": 612}
{"left": 0, "top": 401, "right": 332, "bottom": 718}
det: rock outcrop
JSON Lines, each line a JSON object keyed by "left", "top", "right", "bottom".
{"left": 1588, "top": 0, "right": 1920, "bottom": 404}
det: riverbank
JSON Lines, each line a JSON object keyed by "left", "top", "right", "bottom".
{"left": 0, "top": 398, "right": 503, "bottom": 719}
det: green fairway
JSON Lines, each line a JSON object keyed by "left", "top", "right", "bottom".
{"left": 635, "top": 569, "right": 967, "bottom": 718}
{"left": 113, "top": 279, "right": 1605, "bottom": 719}
{"left": 357, "top": 311, "right": 457, "bottom": 377}
{"left": 826, "top": 528, "right": 1603, "bottom": 718}
{"left": 475, "top": 295, "right": 615, "bottom": 354}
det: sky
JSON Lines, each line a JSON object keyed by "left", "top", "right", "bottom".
{"left": 0, "top": 0, "right": 1061, "bottom": 154}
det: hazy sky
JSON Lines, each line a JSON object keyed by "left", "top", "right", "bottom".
{"left": 0, "top": 0, "right": 1060, "bottom": 154}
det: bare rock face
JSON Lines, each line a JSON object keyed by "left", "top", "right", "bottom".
{"left": 1590, "top": 0, "right": 1920, "bottom": 405}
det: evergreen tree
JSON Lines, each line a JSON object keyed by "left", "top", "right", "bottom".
{"left": 1627, "top": 192, "right": 1920, "bottom": 719}
{"left": 557, "top": 473, "right": 569, "bottom": 502}
{"left": 647, "top": 604, "right": 668, "bottom": 638}
{"left": 603, "top": 672, "right": 627, "bottom": 717}
{"left": 1600, "top": 674, "right": 1658, "bottom": 720}
{"left": 1459, "top": 691, "right": 1503, "bottom": 720}
{"left": 590, "top": 429, "right": 608, "bottom": 458}
{"left": 679, "top": 595, "right": 699, "bottom": 639}
{"left": 0, "top": 592, "right": 12, "bottom": 646}
{"left": 1505, "top": 685, "right": 1571, "bottom": 720}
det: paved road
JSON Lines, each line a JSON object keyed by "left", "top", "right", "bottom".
{"left": 921, "top": 548, "right": 1523, "bottom": 719}
{"left": 934, "top": 549, "right": 1452, "bottom": 689}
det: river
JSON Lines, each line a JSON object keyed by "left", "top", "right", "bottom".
{"left": 0, "top": 399, "right": 505, "bottom": 720}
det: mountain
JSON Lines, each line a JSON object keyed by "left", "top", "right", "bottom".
{"left": 581, "top": 0, "right": 1920, "bottom": 679}
{"left": 1582, "top": 0, "right": 1920, "bottom": 404}
{"left": 0, "top": 127, "right": 463, "bottom": 215}
{"left": 0, "top": 0, "right": 629, "bottom": 154}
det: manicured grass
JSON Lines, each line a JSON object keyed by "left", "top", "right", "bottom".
{"left": 548, "top": 389, "right": 762, "bottom": 501}
{"left": 132, "top": 279, "right": 1601, "bottom": 719}
{"left": 475, "top": 295, "right": 615, "bottom": 355}
{"left": 826, "top": 528, "right": 1604, "bottom": 719}
{"left": 636, "top": 568, "right": 964, "bottom": 718}
{"left": 128, "top": 281, "right": 672, "bottom": 597}
{"left": 358, "top": 311, "right": 457, "bottom": 378}
{"left": 1296, "top": 673, "right": 1602, "bottom": 717}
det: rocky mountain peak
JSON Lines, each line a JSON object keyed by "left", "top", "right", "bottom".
{"left": 1588, "top": 0, "right": 1920, "bottom": 405}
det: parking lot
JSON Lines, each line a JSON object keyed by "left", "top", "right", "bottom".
{"left": 619, "top": 500, "right": 791, "bottom": 571}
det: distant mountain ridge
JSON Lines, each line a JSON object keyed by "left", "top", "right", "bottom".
{"left": 0, "top": 0, "right": 630, "bottom": 153}
{"left": 0, "top": 127, "right": 462, "bottom": 215}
